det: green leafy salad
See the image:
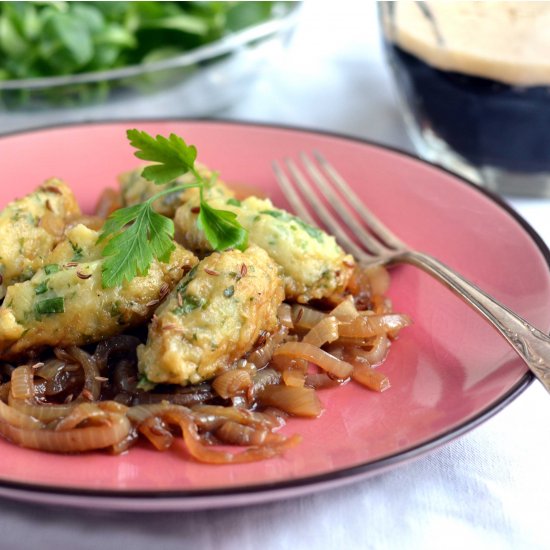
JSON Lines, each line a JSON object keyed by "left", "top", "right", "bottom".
{"left": 0, "top": 1, "right": 292, "bottom": 80}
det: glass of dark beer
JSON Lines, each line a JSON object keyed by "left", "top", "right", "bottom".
{"left": 379, "top": 1, "right": 550, "bottom": 196}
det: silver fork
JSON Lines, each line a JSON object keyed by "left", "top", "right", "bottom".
{"left": 273, "top": 151, "right": 550, "bottom": 393}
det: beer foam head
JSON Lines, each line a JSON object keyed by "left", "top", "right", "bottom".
{"left": 384, "top": 1, "right": 550, "bottom": 86}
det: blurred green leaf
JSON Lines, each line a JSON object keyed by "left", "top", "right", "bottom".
{"left": 139, "top": 14, "right": 210, "bottom": 35}
{"left": 225, "top": 2, "right": 275, "bottom": 32}
{"left": 0, "top": 0, "right": 297, "bottom": 104}
{"left": 40, "top": 11, "right": 94, "bottom": 71}
{"left": 0, "top": 12, "right": 27, "bottom": 57}
{"left": 71, "top": 4, "right": 105, "bottom": 34}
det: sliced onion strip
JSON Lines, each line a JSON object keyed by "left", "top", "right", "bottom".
{"left": 10, "top": 366, "right": 34, "bottom": 400}
{"left": 216, "top": 421, "right": 270, "bottom": 447}
{"left": 138, "top": 416, "right": 174, "bottom": 451}
{"left": 54, "top": 403, "right": 109, "bottom": 431}
{"left": 291, "top": 305, "right": 327, "bottom": 329}
{"left": 282, "top": 369, "right": 306, "bottom": 388}
{"left": 258, "top": 385, "right": 323, "bottom": 418}
{"left": 163, "top": 409, "right": 300, "bottom": 464}
{"left": 212, "top": 369, "right": 252, "bottom": 399}
{"left": 305, "top": 373, "right": 341, "bottom": 390}
{"left": 338, "top": 314, "right": 411, "bottom": 339}
{"left": 247, "top": 328, "right": 288, "bottom": 369}
{"left": 192, "top": 404, "right": 281, "bottom": 431}
{"left": 274, "top": 342, "right": 353, "bottom": 379}
{"left": 277, "top": 303, "right": 294, "bottom": 329}
{"left": 64, "top": 346, "right": 102, "bottom": 400}
{"left": 0, "top": 382, "right": 10, "bottom": 402}
{"left": 354, "top": 336, "right": 391, "bottom": 366}
{"left": 8, "top": 397, "right": 76, "bottom": 422}
{"left": 0, "top": 399, "right": 44, "bottom": 430}
{"left": 302, "top": 316, "right": 339, "bottom": 347}
{"left": 330, "top": 297, "right": 359, "bottom": 322}
{"left": 351, "top": 364, "right": 390, "bottom": 392}
{"left": 0, "top": 413, "right": 131, "bottom": 452}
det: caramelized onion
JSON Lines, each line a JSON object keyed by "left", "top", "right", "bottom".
{"left": 93, "top": 336, "right": 141, "bottom": 372}
{"left": 134, "top": 389, "right": 214, "bottom": 407}
{"left": 305, "top": 373, "right": 341, "bottom": 390}
{"left": 274, "top": 342, "right": 353, "bottom": 379}
{"left": 98, "top": 401, "right": 129, "bottom": 414}
{"left": 302, "top": 316, "right": 339, "bottom": 347}
{"left": 10, "top": 366, "right": 34, "bottom": 400}
{"left": 351, "top": 364, "right": 390, "bottom": 392}
{"left": 126, "top": 403, "right": 177, "bottom": 424}
{"left": 8, "top": 398, "right": 76, "bottom": 422}
{"left": 249, "top": 367, "right": 282, "bottom": 398}
{"left": 216, "top": 421, "right": 272, "bottom": 446}
{"left": 63, "top": 346, "right": 102, "bottom": 400}
{"left": 247, "top": 327, "right": 288, "bottom": 369}
{"left": 338, "top": 314, "right": 411, "bottom": 339}
{"left": 0, "top": 413, "right": 131, "bottom": 452}
{"left": 35, "top": 360, "right": 81, "bottom": 397}
{"left": 112, "top": 359, "right": 139, "bottom": 394}
{"left": 138, "top": 416, "right": 174, "bottom": 451}
{"left": 130, "top": 401, "right": 291, "bottom": 460}
{"left": 109, "top": 429, "right": 139, "bottom": 455}
{"left": 258, "top": 385, "right": 323, "bottom": 418}
{"left": 354, "top": 336, "right": 391, "bottom": 366}
{"left": 0, "top": 400, "right": 44, "bottom": 430}
{"left": 277, "top": 303, "right": 294, "bottom": 329}
{"left": 163, "top": 408, "right": 300, "bottom": 464}
{"left": 330, "top": 297, "right": 359, "bottom": 322}
{"left": 270, "top": 354, "right": 305, "bottom": 373}
{"left": 291, "top": 305, "right": 326, "bottom": 330}
{"left": 35, "top": 359, "right": 75, "bottom": 381}
{"left": 192, "top": 404, "right": 281, "bottom": 431}
{"left": 54, "top": 402, "right": 109, "bottom": 431}
{"left": 0, "top": 382, "right": 10, "bottom": 402}
{"left": 282, "top": 369, "right": 306, "bottom": 388}
{"left": 212, "top": 369, "right": 252, "bottom": 399}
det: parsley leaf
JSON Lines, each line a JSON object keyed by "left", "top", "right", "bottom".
{"left": 99, "top": 201, "right": 175, "bottom": 288}
{"left": 198, "top": 197, "right": 248, "bottom": 251}
{"left": 126, "top": 129, "right": 197, "bottom": 184}
{"left": 99, "top": 129, "right": 248, "bottom": 288}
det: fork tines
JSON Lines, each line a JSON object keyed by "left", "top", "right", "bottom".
{"left": 273, "top": 152, "right": 405, "bottom": 263}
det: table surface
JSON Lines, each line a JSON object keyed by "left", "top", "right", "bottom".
{"left": 1, "top": 1, "right": 549, "bottom": 549}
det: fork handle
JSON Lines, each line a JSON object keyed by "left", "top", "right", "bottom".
{"left": 398, "top": 251, "right": 550, "bottom": 393}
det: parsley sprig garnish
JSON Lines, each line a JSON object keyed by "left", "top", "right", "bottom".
{"left": 98, "top": 129, "right": 248, "bottom": 288}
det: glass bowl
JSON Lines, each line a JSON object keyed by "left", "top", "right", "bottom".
{"left": 0, "top": 2, "right": 300, "bottom": 134}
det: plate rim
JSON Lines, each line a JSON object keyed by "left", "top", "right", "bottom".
{"left": 0, "top": 118, "right": 543, "bottom": 506}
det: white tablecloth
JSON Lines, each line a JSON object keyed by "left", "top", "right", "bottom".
{"left": 1, "top": 2, "right": 549, "bottom": 549}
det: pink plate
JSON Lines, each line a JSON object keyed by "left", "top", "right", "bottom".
{"left": 0, "top": 120, "right": 548, "bottom": 511}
